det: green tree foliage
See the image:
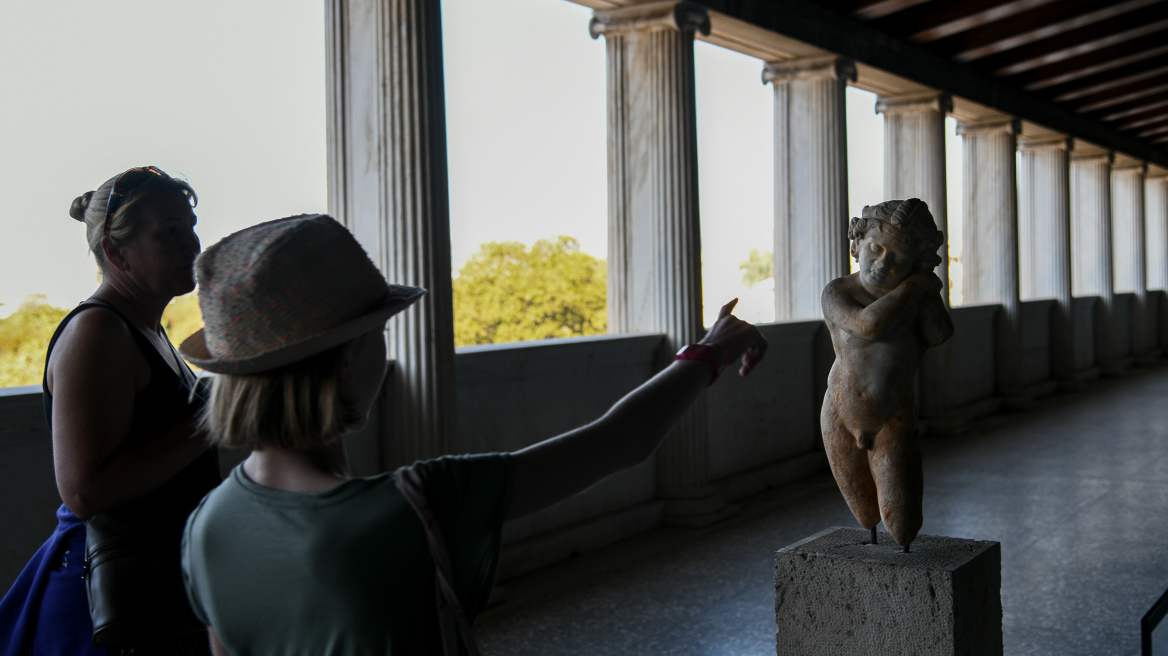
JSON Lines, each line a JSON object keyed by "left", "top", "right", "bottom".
{"left": 162, "top": 292, "right": 203, "bottom": 350}
{"left": 453, "top": 236, "right": 606, "bottom": 346}
{"left": 0, "top": 296, "right": 69, "bottom": 388}
{"left": 0, "top": 292, "right": 206, "bottom": 388}
{"left": 740, "top": 248, "right": 773, "bottom": 287}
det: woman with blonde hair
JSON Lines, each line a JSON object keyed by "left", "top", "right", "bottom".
{"left": 0, "top": 167, "right": 220, "bottom": 655}
{"left": 180, "top": 214, "right": 766, "bottom": 655}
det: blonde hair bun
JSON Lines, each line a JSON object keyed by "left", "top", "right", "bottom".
{"left": 69, "top": 191, "right": 94, "bottom": 223}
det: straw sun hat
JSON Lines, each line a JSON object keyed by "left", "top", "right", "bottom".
{"left": 179, "top": 214, "right": 425, "bottom": 374}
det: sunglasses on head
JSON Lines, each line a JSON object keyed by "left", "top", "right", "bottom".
{"left": 103, "top": 166, "right": 165, "bottom": 237}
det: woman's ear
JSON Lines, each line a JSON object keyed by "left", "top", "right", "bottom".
{"left": 101, "top": 235, "right": 129, "bottom": 272}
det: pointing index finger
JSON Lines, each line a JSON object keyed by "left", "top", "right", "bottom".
{"left": 719, "top": 298, "right": 739, "bottom": 320}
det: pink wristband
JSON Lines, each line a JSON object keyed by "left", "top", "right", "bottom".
{"left": 675, "top": 344, "right": 724, "bottom": 386}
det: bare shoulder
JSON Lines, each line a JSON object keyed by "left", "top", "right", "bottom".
{"left": 48, "top": 306, "right": 146, "bottom": 393}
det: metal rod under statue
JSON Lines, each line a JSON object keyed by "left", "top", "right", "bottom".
{"left": 819, "top": 198, "right": 954, "bottom": 552}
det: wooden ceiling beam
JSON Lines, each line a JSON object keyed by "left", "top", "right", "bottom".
{"left": 1078, "top": 82, "right": 1168, "bottom": 113}
{"left": 1138, "top": 124, "right": 1168, "bottom": 138}
{"left": 1053, "top": 62, "right": 1168, "bottom": 101}
{"left": 1120, "top": 113, "right": 1168, "bottom": 131}
{"left": 949, "top": 0, "right": 1162, "bottom": 63}
{"left": 850, "top": 0, "right": 932, "bottom": 21}
{"left": 1014, "top": 38, "right": 1168, "bottom": 90}
{"left": 990, "top": 15, "right": 1168, "bottom": 76}
{"left": 866, "top": 0, "right": 1058, "bottom": 42}
{"left": 698, "top": 0, "right": 1168, "bottom": 167}
{"left": 1101, "top": 96, "right": 1168, "bottom": 122}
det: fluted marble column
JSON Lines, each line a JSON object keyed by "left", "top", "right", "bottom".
{"left": 1147, "top": 170, "right": 1168, "bottom": 293}
{"left": 1113, "top": 160, "right": 1152, "bottom": 361}
{"left": 326, "top": 0, "right": 456, "bottom": 468}
{"left": 764, "top": 56, "right": 855, "bottom": 320}
{"left": 1147, "top": 168, "right": 1168, "bottom": 349}
{"left": 876, "top": 92, "right": 960, "bottom": 430}
{"left": 592, "top": 2, "right": 732, "bottom": 528}
{"left": 1018, "top": 135, "right": 1077, "bottom": 385}
{"left": 958, "top": 117, "right": 1030, "bottom": 407}
{"left": 1071, "top": 148, "right": 1118, "bottom": 371}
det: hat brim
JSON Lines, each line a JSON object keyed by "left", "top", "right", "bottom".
{"left": 179, "top": 285, "right": 425, "bottom": 374}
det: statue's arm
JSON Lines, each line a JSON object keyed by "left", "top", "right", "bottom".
{"left": 917, "top": 292, "right": 954, "bottom": 347}
{"left": 821, "top": 276, "right": 919, "bottom": 341}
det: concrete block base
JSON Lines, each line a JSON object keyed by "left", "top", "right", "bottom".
{"left": 775, "top": 527, "right": 1001, "bottom": 656}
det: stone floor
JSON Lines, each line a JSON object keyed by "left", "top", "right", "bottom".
{"left": 476, "top": 365, "right": 1168, "bottom": 655}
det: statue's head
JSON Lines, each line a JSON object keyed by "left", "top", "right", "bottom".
{"left": 848, "top": 198, "right": 943, "bottom": 289}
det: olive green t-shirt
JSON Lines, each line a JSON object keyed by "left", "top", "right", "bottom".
{"left": 181, "top": 454, "right": 513, "bottom": 655}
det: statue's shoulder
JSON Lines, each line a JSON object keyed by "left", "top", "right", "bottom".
{"left": 822, "top": 272, "right": 859, "bottom": 300}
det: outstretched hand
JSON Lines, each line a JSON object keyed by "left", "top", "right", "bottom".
{"left": 698, "top": 299, "right": 768, "bottom": 379}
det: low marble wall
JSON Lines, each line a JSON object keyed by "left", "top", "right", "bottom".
{"left": 1114, "top": 293, "right": 1134, "bottom": 359}
{"left": 0, "top": 386, "right": 61, "bottom": 596}
{"left": 1019, "top": 300, "right": 1054, "bottom": 387}
{"left": 1149, "top": 290, "right": 1165, "bottom": 349}
{"left": 1073, "top": 296, "right": 1100, "bottom": 371}
{"left": 948, "top": 304, "right": 998, "bottom": 408}
{"left": 707, "top": 320, "right": 831, "bottom": 501}
{"left": 0, "top": 293, "right": 1152, "bottom": 592}
{"left": 456, "top": 334, "right": 662, "bottom": 547}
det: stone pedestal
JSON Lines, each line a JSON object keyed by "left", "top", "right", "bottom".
{"left": 775, "top": 527, "right": 1002, "bottom": 656}
{"left": 764, "top": 56, "right": 854, "bottom": 321}
{"left": 325, "top": 0, "right": 457, "bottom": 468}
{"left": 592, "top": 2, "right": 735, "bottom": 528}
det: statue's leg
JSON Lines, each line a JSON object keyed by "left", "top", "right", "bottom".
{"left": 868, "top": 410, "right": 924, "bottom": 549}
{"left": 821, "top": 398, "right": 881, "bottom": 530}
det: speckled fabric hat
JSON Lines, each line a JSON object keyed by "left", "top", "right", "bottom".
{"left": 179, "top": 214, "right": 425, "bottom": 374}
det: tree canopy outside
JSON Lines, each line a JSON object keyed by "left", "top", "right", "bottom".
{"left": 740, "top": 248, "right": 773, "bottom": 287}
{"left": 0, "top": 292, "right": 204, "bottom": 388}
{"left": 453, "top": 236, "right": 606, "bottom": 346}
{"left": 1, "top": 234, "right": 607, "bottom": 386}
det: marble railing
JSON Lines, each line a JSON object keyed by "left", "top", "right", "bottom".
{"left": 2, "top": 292, "right": 1164, "bottom": 592}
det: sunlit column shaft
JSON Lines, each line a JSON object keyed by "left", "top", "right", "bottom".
{"left": 1018, "top": 136, "right": 1076, "bottom": 381}
{"left": 1071, "top": 149, "right": 1116, "bottom": 367}
{"left": 325, "top": 0, "right": 456, "bottom": 468}
{"left": 877, "top": 93, "right": 958, "bottom": 429}
{"left": 594, "top": 2, "right": 733, "bottom": 527}
{"left": 1113, "top": 160, "right": 1150, "bottom": 357}
{"left": 958, "top": 118, "right": 1027, "bottom": 402}
{"left": 764, "top": 56, "right": 855, "bottom": 321}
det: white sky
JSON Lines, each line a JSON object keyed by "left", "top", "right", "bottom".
{"left": 0, "top": 0, "right": 963, "bottom": 323}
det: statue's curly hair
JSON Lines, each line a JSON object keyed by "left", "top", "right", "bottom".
{"left": 847, "top": 198, "right": 943, "bottom": 269}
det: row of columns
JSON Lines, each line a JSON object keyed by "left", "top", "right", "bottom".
{"left": 324, "top": 0, "right": 1168, "bottom": 527}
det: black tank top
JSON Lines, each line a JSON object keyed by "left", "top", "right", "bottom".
{"left": 42, "top": 299, "right": 220, "bottom": 527}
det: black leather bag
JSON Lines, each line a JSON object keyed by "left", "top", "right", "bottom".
{"left": 83, "top": 509, "right": 205, "bottom": 646}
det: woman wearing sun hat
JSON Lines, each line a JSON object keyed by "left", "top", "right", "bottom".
{"left": 179, "top": 213, "right": 767, "bottom": 656}
{"left": 0, "top": 167, "right": 220, "bottom": 655}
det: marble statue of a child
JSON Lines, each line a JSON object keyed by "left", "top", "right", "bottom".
{"left": 820, "top": 198, "right": 953, "bottom": 551}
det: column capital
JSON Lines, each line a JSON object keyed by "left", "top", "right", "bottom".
{"left": 1071, "top": 147, "right": 1113, "bottom": 164}
{"left": 955, "top": 116, "right": 1020, "bottom": 136}
{"left": 1147, "top": 164, "right": 1168, "bottom": 179}
{"left": 589, "top": 1, "right": 710, "bottom": 39}
{"left": 761, "top": 56, "right": 856, "bottom": 85}
{"left": 1017, "top": 134, "right": 1072, "bottom": 152}
{"left": 874, "top": 92, "right": 951, "bottom": 115}
{"left": 1112, "top": 154, "right": 1146, "bottom": 173}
